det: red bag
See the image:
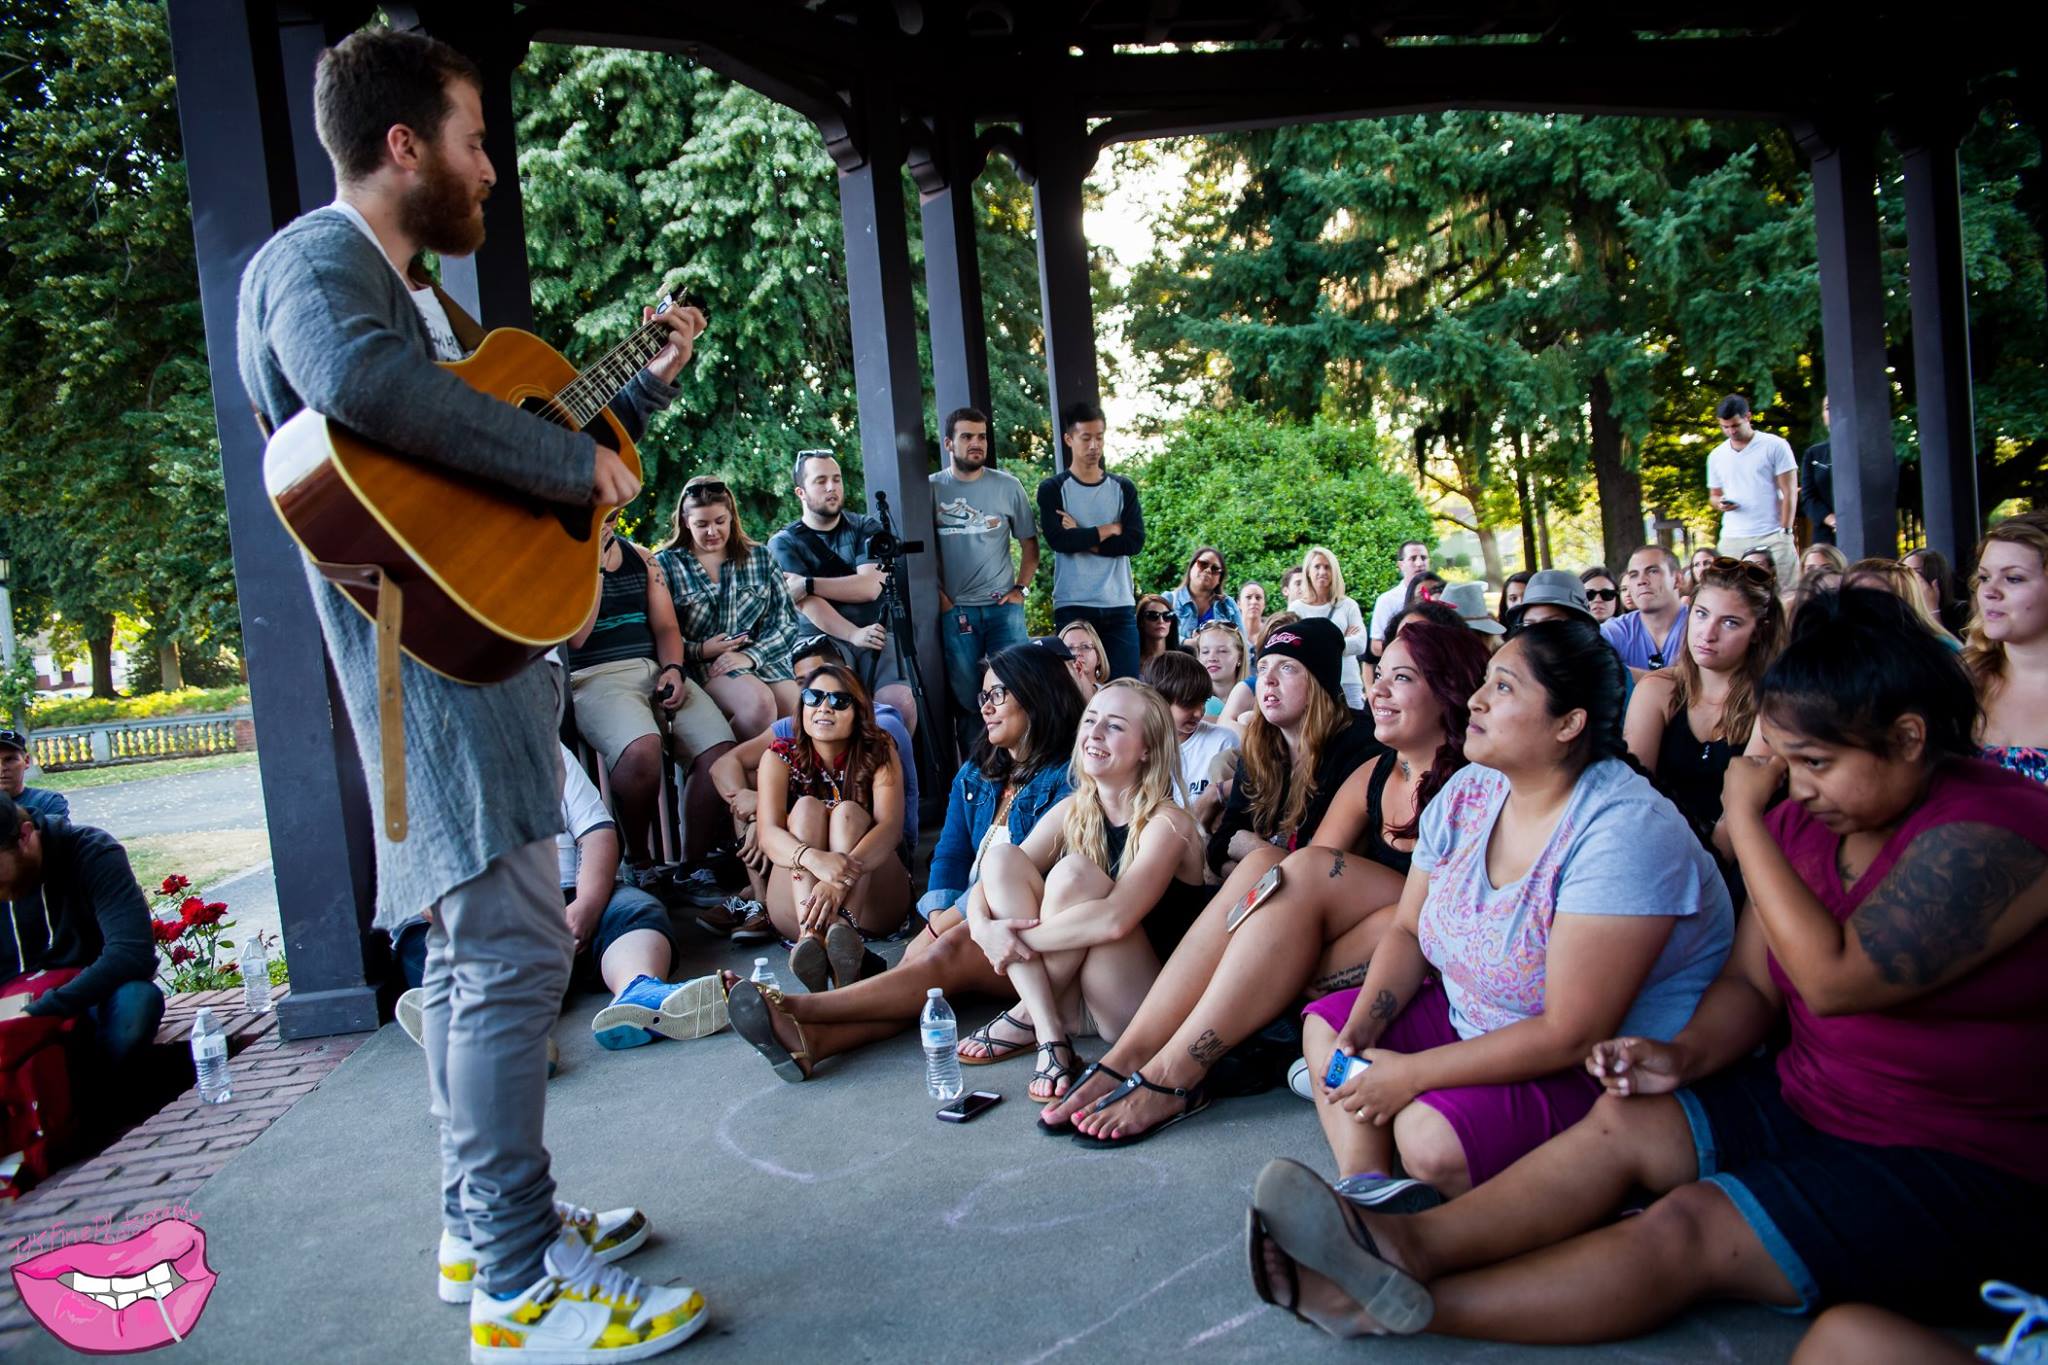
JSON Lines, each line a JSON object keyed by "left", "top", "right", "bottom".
{"left": 1, "top": 969, "right": 85, "bottom": 1195}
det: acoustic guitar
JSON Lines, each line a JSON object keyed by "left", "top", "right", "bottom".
{"left": 262, "top": 302, "right": 676, "bottom": 685}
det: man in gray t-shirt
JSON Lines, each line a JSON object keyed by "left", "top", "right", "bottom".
{"left": 929, "top": 407, "right": 1039, "bottom": 751}
{"left": 1036, "top": 401, "right": 1146, "bottom": 679}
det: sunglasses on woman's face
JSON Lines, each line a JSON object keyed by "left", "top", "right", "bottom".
{"left": 1585, "top": 588, "right": 1620, "bottom": 602}
{"left": 1139, "top": 609, "right": 1173, "bottom": 623}
{"left": 1193, "top": 560, "right": 1223, "bottom": 575}
{"left": 800, "top": 687, "right": 854, "bottom": 711}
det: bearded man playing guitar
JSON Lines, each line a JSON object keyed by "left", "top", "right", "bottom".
{"left": 236, "top": 27, "right": 710, "bottom": 1362}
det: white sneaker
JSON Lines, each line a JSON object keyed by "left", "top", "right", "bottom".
{"left": 469, "top": 1232, "right": 708, "bottom": 1363}
{"left": 1287, "top": 1057, "right": 1315, "bottom": 1101}
{"left": 440, "top": 1201, "right": 651, "bottom": 1304}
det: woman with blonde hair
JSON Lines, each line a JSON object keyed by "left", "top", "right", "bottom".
{"left": 1963, "top": 511, "right": 2048, "bottom": 785}
{"left": 1843, "top": 558, "right": 1960, "bottom": 647}
{"left": 964, "top": 680, "right": 1209, "bottom": 1099}
{"left": 1626, "top": 557, "right": 1785, "bottom": 858}
{"left": 656, "top": 475, "right": 806, "bottom": 732}
{"left": 1289, "top": 547, "right": 1371, "bottom": 707}
{"left": 1193, "top": 618, "right": 1248, "bottom": 716}
{"left": 1057, "top": 619, "right": 1109, "bottom": 700}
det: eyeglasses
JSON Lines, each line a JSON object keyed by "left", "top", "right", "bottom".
{"left": 1139, "top": 609, "right": 1173, "bottom": 623}
{"left": 1585, "top": 588, "right": 1619, "bottom": 602}
{"left": 1193, "top": 560, "right": 1223, "bottom": 575}
{"left": 976, "top": 685, "right": 1011, "bottom": 709}
{"left": 682, "top": 480, "right": 729, "bottom": 502}
{"left": 800, "top": 688, "right": 855, "bottom": 711}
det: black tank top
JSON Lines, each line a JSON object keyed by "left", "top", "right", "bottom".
{"left": 1103, "top": 818, "right": 1210, "bottom": 961}
{"left": 565, "top": 544, "right": 657, "bottom": 669}
{"left": 1361, "top": 756, "right": 1414, "bottom": 875}
{"left": 1657, "top": 708, "right": 1733, "bottom": 845}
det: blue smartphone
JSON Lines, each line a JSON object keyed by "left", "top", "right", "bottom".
{"left": 1323, "top": 1051, "right": 1372, "bottom": 1089}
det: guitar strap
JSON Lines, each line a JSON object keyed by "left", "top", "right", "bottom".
{"left": 427, "top": 282, "right": 491, "bottom": 355}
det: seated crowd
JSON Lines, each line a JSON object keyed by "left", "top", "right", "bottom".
{"left": 4, "top": 385, "right": 2044, "bottom": 1356}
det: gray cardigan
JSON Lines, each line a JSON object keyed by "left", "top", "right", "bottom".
{"left": 236, "top": 208, "right": 675, "bottom": 928}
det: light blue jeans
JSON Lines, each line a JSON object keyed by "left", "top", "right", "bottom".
{"left": 941, "top": 601, "right": 1030, "bottom": 751}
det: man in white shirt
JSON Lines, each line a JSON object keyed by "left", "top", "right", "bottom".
{"left": 1704, "top": 395, "right": 1799, "bottom": 585}
{"left": 1368, "top": 540, "right": 1432, "bottom": 657}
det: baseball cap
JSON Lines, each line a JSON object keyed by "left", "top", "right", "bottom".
{"left": 1503, "top": 569, "right": 1595, "bottom": 630}
{"left": 1026, "top": 636, "right": 1076, "bottom": 660}
{"left": 0, "top": 730, "right": 25, "bottom": 755}
{"left": 1439, "top": 582, "right": 1506, "bottom": 636}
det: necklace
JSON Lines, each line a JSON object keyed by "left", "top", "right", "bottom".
{"left": 1398, "top": 758, "right": 1414, "bottom": 779}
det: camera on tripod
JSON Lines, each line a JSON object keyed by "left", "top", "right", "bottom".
{"left": 868, "top": 492, "right": 924, "bottom": 563}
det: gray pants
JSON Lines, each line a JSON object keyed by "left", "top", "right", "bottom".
{"left": 420, "top": 836, "right": 572, "bottom": 1295}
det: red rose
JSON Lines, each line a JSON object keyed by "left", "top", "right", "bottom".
{"left": 180, "top": 896, "right": 205, "bottom": 924}
{"left": 193, "top": 903, "right": 228, "bottom": 928}
{"left": 159, "top": 875, "right": 188, "bottom": 896}
{"left": 151, "top": 918, "right": 182, "bottom": 944}
{"left": 169, "top": 945, "right": 195, "bottom": 966}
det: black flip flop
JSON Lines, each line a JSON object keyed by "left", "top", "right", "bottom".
{"left": 1068, "top": 1069, "right": 1211, "bottom": 1148}
{"left": 1249, "top": 1158, "right": 1432, "bottom": 1336}
{"left": 726, "top": 981, "right": 811, "bottom": 1084}
{"left": 1036, "top": 1061, "right": 1125, "bottom": 1135}
{"left": 1247, "top": 1207, "right": 1312, "bottom": 1327}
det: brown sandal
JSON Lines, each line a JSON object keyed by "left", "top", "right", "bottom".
{"left": 727, "top": 980, "right": 815, "bottom": 1083}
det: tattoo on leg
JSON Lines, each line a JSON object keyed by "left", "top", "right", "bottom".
{"left": 1330, "top": 851, "right": 1345, "bottom": 879}
{"left": 1368, "top": 989, "right": 1398, "bottom": 1022}
{"left": 1187, "top": 1029, "right": 1229, "bottom": 1066}
{"left": 1312, "top": 963, "right": 1367, "bottom": 994}
{"left": 1849, "top": 823, "right": 2048, "bottom": 987}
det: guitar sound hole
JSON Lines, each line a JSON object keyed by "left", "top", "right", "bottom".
{"left": 517, "top": 395, "right": 600, "bottom": 541}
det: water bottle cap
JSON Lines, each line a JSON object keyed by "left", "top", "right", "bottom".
{"left": 193, "top": 1007, "right": 216, "bottom": 1028}
{"left": 754, "top": 957, "right": 769, "bottom": 967}
{"left": 926, "top": 987, "right": 942, "bottom": 998}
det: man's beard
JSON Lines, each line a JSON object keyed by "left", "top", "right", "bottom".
{"left": 398, "top": 148, "right": 486, "bottom": 257}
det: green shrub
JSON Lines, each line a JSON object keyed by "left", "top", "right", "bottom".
{"left": 29, "top": 684, "right": 250, "bottom": 728}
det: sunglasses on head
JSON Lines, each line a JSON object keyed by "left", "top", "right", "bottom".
{"left": 1711, "top": 555, "right": 1777, "bottom": 584}
{"left": 682, "top": 480, "right": 729, "bottom": 502}
{"left": 1139, "top": 609, "right": 1174, "bottom": 623}
{"left": 801, "top": 687, "right": 855, "bottom": 711}
{"left": 1585, "top": 588, "right": 1620, "bottom": 602}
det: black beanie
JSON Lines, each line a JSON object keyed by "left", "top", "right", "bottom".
{"left": 1256, "top": 617, "right": 1346, "bottom": 705}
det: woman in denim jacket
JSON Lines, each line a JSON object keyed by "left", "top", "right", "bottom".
{"left": 724, "top": 644, "right": 1084, "bottom": 1081}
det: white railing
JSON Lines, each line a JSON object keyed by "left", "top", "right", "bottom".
{"left": 28, "top": 710, "right": 252, "bottom": 771}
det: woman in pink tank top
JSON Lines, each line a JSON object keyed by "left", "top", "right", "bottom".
{"left": 1240, "top": 587, "right": 2048, "bottom": 1346}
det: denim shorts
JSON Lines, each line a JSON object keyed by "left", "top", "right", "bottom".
{"left": 1678, "top": 1057, "right": 2048, "bottom": 1316}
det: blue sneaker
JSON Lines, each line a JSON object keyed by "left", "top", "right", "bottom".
{"left": 591, "top": 975, "right": 729, "bottom": 1051}
{"left": 1331, "top": 1173, "right": 1445, "bottom": 1214}
{"left": 1981, "top": 1281, "right": 2048, "bottom": 1363}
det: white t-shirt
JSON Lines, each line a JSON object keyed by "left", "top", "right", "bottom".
{"left": 1179, "top": 721, "right": 1241, "bottom": 806}
{"left": 1705, "top": 431, "right": 1796, "bottom": 541}
{"left": 556, "top": 744, "right": 617, "bottom": 888}
{"left": 328, "top": 201, "right": 466, "bottom": 362}
{"left": 1369, "top": 582, "right": 1410, "bottom": 641}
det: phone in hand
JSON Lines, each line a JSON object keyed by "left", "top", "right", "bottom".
{"left": 1323, "top": 1050, "right": 1372, "bottom": 1090}
{"left": 937, "top": 1090, "right": 1003, "bottom": 1123}
{"left": 1226, "top": 862, "right": 1284, "bottom": 933}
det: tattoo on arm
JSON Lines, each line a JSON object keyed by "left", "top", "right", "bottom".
{"left": 1368, "top": 989, "right": 1398, "bottom": 1022}
{"left": 1329, "top": 851, "right": 1345, "bottom": 879}
{"left": 1187, "top": 1029, "right": 1229, "bottom": 1066}
{"left": 1849, "top": 823, "right": 2048, "bottom": 987}
{"left": 1312, "top": 963, "right": 1367, "bottom": 994}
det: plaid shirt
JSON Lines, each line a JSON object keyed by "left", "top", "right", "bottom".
{"left": 655, "top": 544, "right": 804, "bottom": 684}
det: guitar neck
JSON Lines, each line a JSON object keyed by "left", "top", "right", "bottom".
{"left": 553, "top": 315, "right": 671, "bottom": 429}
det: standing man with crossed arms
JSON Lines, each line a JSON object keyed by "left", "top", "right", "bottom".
{"left": 1706, "top": 394, "right": 1800, "bottom": 583}
{"left": 236, "top": 27, "right": 708, "bottom": 1360}
{"left": 1036, "top": 401, "right": 1146, "bottom": 680}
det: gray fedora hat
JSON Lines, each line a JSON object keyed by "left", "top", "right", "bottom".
{"left": 1439, "top": 581, "right": 1506, "bottom": 635}
{"left": 1504, "top": 568, "right": 1595, "bottom": 629}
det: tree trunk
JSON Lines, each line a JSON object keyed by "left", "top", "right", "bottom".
{"left": 158, "top": 637, "right": 184, "bottom": 692}
{"left": 1513, "top": 433, "right": 1538, "bottom": 571}
{"left": 1589, "top": 372, "right": 1646, "bottom": 572}
{"left": 1475, "top": 525, "right": 1505, "bottom": 588}
{"left": 1535, "top": 481, "right": 1555, "bottom": 569}
{"left": 88, "top": 623, "right": 116, "bottom": 699}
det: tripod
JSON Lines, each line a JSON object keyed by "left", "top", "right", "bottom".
{"left": 867, "top": 490, "right": 944, "bottom": 788}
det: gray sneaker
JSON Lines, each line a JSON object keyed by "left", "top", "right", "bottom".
{"left": 728, "top": 899, "right": 775, "bottom": 944}
{"left": 1331, "top": 1173, "right": 1445, "bottom": 1214}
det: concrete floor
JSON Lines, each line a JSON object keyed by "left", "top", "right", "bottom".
{"left": 11, "top": 933, "right": 1812, "bottom": 1364}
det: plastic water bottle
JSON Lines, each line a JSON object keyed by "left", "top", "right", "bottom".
{"left": 240, "top": 937, "right": 272, "bottom": 1014}
{"left": 749, "top": 957, "right": 780, "bottom": 990}
{"left": 921, "top": 988, "right": 962, "bottom": 1100}
{"left": 191, "top": 1008, "right": 231, "bottom": 1105}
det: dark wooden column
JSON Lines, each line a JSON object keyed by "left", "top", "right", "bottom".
{"left": 1027, "top": 94, "right": 1100, "bottom": 463}
{"left": 165, "top": 0, "right": 379, "bottom": 1039}
{"left": 912, "top": 109, "right": 993, "bottom": 434}
{"left": 1896, "top": 107, "right": 1981, "bottom": 564}
{"left": 1797, "top": 119, "right": 1898, "bottom": 560}
{"left": 393, "top": 5, "right": 536, "bottom": 329}
{"left": 830, "top": 80, "right": 948, "bottom": 773}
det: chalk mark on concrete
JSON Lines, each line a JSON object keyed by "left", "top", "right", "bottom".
{"left": 1016, "top": 1239, "right": 1233, "bottom": 1365}
{"left": 714, "top": 1082, "right": 911, "bottom": 1184}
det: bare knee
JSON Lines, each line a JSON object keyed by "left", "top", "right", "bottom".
{"left": 1043, "top": 853, "right": 1111, "bottom": 909}
{"left": 829, "top": 800, "right": 874, "bottom": 847}
{"left": 788, "top": 795, "right": 829, "bottom": 843}
{"left": 1393, "top": 1105, "right": 1469, "bottom": 1192}
{"left": 1582, "top": 1092, "right": 1695, "bottom": 1192}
